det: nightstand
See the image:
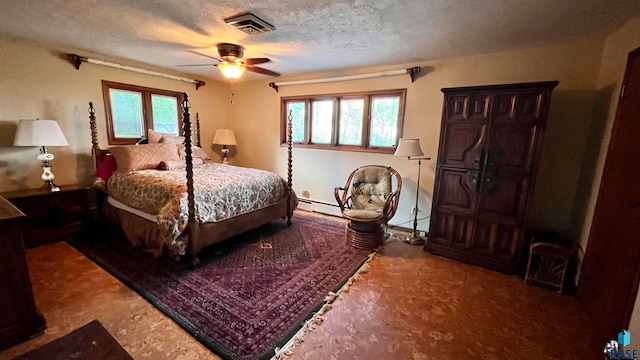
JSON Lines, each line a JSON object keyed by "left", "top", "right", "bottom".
{"left": 1, "top": 185, "right": 95, "bottom": 249}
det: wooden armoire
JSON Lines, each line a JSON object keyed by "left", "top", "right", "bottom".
{"left": 425, "top": 81, "right": 559, "bottom": 274}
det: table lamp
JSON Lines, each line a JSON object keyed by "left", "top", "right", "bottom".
{"left": 212, "top": 128, "right": 237, "bottom": 164}
{"left": 14, "top": 119, "right": 69, "bottom": 192}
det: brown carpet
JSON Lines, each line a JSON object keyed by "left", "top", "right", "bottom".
{"left": 13, "top": 320, "right": 132, "bottom": 360}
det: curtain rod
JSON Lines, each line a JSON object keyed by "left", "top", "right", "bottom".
{"left": 66, "top": 54, "right": 206, "bottom": 90}
{"left": 268, "top": 66, "right": 420, "bottom": 92}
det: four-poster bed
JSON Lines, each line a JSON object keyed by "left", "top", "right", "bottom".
{"left": 89, "top": 94, "right": 296, "bottom": 265}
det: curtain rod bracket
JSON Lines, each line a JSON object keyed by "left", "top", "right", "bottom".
{"left": 65, "top": 53, "right": 206, "bottom": 90}
{"left": 407, "top": 66, "right": 421, "bottom": 83}
{"left": 67, "top": 53, "right": 86, "bottom": 70}
{"left": 195, "top": 80, "right": 206, "bottom": 90}
{"left": 269, "top": 82, "right": 279, "bottom": 93}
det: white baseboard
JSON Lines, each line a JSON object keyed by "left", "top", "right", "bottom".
{"left": 297, "top": 198, "right": 343, "bottom": 217}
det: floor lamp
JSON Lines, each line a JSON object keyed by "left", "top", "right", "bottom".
{"left": 394, "top": 138, "right": 430, "bottom": 245}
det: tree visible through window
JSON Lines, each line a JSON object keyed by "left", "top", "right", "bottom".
{"left": 280, "top": 89, "right": 406, "bottom": 154}
{"left": 102, "top": 81, "right": 183, "bottom": 145}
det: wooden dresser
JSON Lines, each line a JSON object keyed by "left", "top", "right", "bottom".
{"left": 1, "top": 185, "right": 94, "bottom": 249}
{"left": 0, "top": 195, "right": 47, "bottom": 350}
{"left": 426, "top": 81, "right": 558, "bottom": 274}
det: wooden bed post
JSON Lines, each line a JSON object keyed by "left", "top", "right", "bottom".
{"left": 182, "top": 93, "right": 199, "bottom": 266}
{"left": 89, "top": 102, "right": 99, "bottom": 170}
{"left": 195, "top": 112, "right": 201, "bottom": 148}
{"left": 286, "top": 109, "right": 293, "bottom": 225}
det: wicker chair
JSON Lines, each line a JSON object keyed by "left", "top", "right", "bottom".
{"left": 334, "top": 165, "right": 402, "bottom": 249}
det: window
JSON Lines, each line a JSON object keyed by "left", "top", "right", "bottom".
{"left": 102, "top": 81, "right": 184, "bottom": 144}
{"left": 280, "top": 89, "right": 406, "bottom": 153}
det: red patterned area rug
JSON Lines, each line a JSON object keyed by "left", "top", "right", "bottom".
{"left": 69, "top": 213, "right": 371, "bottom": 360}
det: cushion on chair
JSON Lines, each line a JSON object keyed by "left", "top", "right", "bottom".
{"left": 350, "top": 167, "right": 392, "bottom": 212}
{"left": 343, "top": 208, "right": 384, "bottom": 219}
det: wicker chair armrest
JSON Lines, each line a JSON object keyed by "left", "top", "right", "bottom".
{"left": 382, "top": 191, "right": 400, "bottom": 220}
{"left": 334, "top": 186, "right": 348, "bottom": 212}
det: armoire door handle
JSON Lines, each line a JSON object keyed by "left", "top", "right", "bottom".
{"left": 474, "top": 148, "right": 487, "bottom": 171}
{"left": 632, "top": 201, "right": 640, "bottom": 208}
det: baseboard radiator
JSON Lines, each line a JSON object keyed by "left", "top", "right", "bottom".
{"left": 297, "top": 198, "right": 343, "bottom": 217}
{"left": 297, "top": 198, "right": 418, "bottom": 236}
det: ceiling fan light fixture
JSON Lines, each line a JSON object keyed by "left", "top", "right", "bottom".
{"left": 218, "top": 62, "right": 246, "bottom": 79}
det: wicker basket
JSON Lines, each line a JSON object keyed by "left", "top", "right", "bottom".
{"left": 345, "top": 224, "right": 383, "bottom": 249}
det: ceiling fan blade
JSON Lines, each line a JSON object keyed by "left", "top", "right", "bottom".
{"left": 245, "top": 65, "right": 280, "bottom": 77}
{"left": 244, "top": 58, "right": 271, "bottom": 65}
{"left": 177, "top": 64, "right": 216, "bottom": 67}
{"left": 188, "top": 50, "right": 221, "bottom": 62}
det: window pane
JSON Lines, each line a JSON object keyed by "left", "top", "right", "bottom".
{"left": 338, "top": 98, "right": 363, "bottom": 145}
{"left": 370, "top": 96, "right": 400, "bottom": 147}
{"left": 311, "top": 100, "right": 333, "bottom": 144}
{"left": 151, "top": 94, "right": 179, "bottom": 134}
{"left": 286, "top": 101, "right": 305, "bottom": 143}
{"left": 110, "top": 89, "right": 144, "bottom": 138}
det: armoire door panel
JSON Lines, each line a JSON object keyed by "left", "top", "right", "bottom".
{"left": 445, "top": 95, "right": 469, "bottom": 121}
{"left": 471, "top": 220, "right": 522, "bottom": 258}
{"left": 514, "top": 92, "right": 544, "bottom": 121}
{"left": 491, "top": 91, "right": 544, "bottom": 123}
{"left": 434, "top": 168, "right": 477, "bottom": 213}
{"left": 445, "top": 94, "right": 490, "bottom": 122}
{"left": 491, "top": 93, "right": 516, "bottom": 120}
{"left": 439, "top": 124, "right": 486, "bottom": 169}
{"left": 430, "top": 211, "right": 474, "bottom": 247}
{"left": 476, "top": 173, "right": 529, "bottom": 220}
{"left": 468, "top": 94, "right": 491, "bottom": 120}
{"left": 487, "top": 125, "right": 538, "bottom": 173}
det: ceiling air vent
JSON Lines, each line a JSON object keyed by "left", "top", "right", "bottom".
{"left": 224, "top": 12, "right": 275, "bottom": 35}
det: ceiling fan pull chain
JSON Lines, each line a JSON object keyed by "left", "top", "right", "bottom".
{"left": 230, "top": 81, "right": 235, "bottom": 105}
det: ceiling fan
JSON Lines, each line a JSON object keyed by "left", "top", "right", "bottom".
{"left": 180, "top": 43, "right": 280, "bottom": 79}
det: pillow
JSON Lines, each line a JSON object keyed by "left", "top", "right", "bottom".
{"left": 109, "top": 143, "right": 180, "bottom": 171}
{"left": 179, "top": 145, "right": 211, "bottom": 162}
{"left": 148, "top": 129, "right": 183, "bottom": 144}
{"left": 92, "top": 177, "right": 107, "bottom": 192}
{"left": 159, "top": 135, "right": 185, "bottom": 144}
{"left": 158, "top": 158, "right": 204, "bottom": 170}
{"left": 147, "top": 129, "right": 166, "bottom": 143}
{"left": 93, "top": 154, "right": 117, "bottom": 181}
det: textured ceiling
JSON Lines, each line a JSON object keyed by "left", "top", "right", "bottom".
{"left": 1, "top": 0, "right": 640, "bottom": 82}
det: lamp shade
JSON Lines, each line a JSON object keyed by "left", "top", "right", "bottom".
{"left": 394, "top": 138, "right": 423, "bottom": 157}
{"left": 218, "top": 63, "right": 246, "bottom": 79}
{"left": 14, "top": 119, "right": 69, "bottom": 146}
{"left": 212, "top": 128, "right": 237, "bottom": 146}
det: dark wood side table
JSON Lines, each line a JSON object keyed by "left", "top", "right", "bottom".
{"left": 0, "top": 195, "right": 47, "bottom": 350}
{"left": 1, "top": 185, "right": 95, "bottom": 249}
